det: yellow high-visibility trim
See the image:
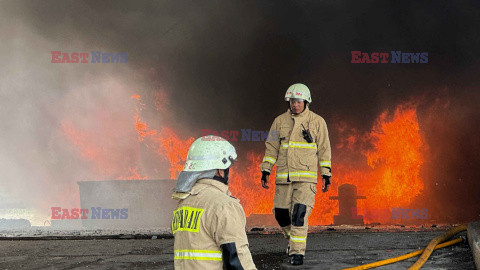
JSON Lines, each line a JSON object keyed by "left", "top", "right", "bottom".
{"left": 172, "top": 206, "right": 204, "bottom": 234}
{"left": 280, "top": 141, "right": 317, "bottom": 149}
{"left": 289, "top": 171, "right": 317, "bottom": 178}
{"left": 319, "top": 160, "right": 331, "bottom": 167}
{"left": 276, "top": 171, "right": 317, "bottom": 179}
{"left": 288, "top": 141, "right": 317, "bottom": 149}
{"left": 262, "top": 156, "right": 276, "bottom": 164}
{"left": 175, "top": 249, "right": 222, "bottom": 253}
{"left": 174, "top": 249, "right": 222, "bottom": 261}
{"left": 290, "top": 235, "right": 307, "bottom": 242}
{"left": 174, "top": 256, "right": 222, "bottom": 261}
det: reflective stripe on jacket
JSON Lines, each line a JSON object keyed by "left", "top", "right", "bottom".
{"left": 260, "top": 107, "right": 332, "bottom": 184}
{"left": 172, "top": 179, "right": 257, "bottom": 270}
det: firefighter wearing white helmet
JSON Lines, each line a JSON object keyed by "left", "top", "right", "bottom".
{"left": 260, "top": 83, "right": 332, "bottom": 266}
{"left": 284, "top": 83, "right": 312, "bottom": 103}
{"left": 172, "top": 135, "right": 257, "bottom": 270}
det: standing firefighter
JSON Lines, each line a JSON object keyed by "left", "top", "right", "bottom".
{"left": 260, "top": 83, "right": 332, "bottom": 265}
{"left": 171, "top": 135, "right": 257, "bottom": 270}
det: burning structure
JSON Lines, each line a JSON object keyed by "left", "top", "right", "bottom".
{"left": 0, "top": 1, "right": 479, "bottom": 229}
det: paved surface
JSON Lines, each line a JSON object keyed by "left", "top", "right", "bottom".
{"left": 468, "top": 221, "right": 480, "bottom": 269}
{"left": 0, "top": 231, "right": 475, "bottom": 269}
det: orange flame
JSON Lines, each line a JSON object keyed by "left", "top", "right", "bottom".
{"left": 153, "top": 127, "right": 195, "bottom": 179}
{"left": 229, "top": 152, "right": 276, "bottom": 216}
{"left": 134, "top": 115, "right": 157, "bottom": 141}
{"left": 132, "top": 95, "right": 194, "bottom": 179}
{"left": 316, "top": 103, "right": 424, "bottom": 224}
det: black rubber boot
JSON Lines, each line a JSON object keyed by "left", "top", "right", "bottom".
{"left": 289, "top": 254, "right": 304, "bottom": 265}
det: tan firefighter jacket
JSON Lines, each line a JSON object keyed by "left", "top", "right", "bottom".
{"left": 172, "top": 178, "right": 257, "bottom": 270}
{"left": 260, "top": 107, "right": 331, "bottom": 184}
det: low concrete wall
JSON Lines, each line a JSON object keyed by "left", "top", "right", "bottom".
{"left": 468, "top": 220, "right": 480, "bottom": 270}
{"left": 78, "top": 180, "right": 177, "bottom": 229}
{"left": 0, "top": 219, "right": 30, "bottom": 229}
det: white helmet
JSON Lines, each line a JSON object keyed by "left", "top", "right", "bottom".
{"left": 183, "top": 135, "right": 237, "bottom": 172}
{"left": 284, "top": 83, "right": 312, "bottom": 103}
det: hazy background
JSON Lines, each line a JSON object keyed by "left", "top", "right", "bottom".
{"left": 0, "top": 0, "right": 479, "bottom": 225}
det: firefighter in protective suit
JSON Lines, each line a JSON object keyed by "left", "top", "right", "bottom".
{"left": 260, "top": 83, "right": 332, "bottom": 266}
{"left": 171, "top": 135, "right": 257, "bottom": 270}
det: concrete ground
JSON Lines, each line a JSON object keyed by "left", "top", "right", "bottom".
{"left": 0, "top": 231, "right": 475, "bottom": 270}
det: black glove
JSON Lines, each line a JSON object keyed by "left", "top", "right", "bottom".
{"left": 322, "top": 175, "right": 331, "bottom": 192}
{"left": 261, "top": 171, "right": 270, "bottom": 189}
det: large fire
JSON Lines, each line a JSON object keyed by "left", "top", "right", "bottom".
{"left": 310, "top": 103, "right": 424, "bottom": 224}
{"left": 63, "top": 94, "right": 425, "bottom": 225}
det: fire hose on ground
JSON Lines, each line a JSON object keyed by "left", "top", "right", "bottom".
{"left": 343, "top": 224, "right": 468, "bottom": 270}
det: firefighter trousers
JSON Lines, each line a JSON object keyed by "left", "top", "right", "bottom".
{"left": 273, "top": 181, "right": 316, "bottom": 256}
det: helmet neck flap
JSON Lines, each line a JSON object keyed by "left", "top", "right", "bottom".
{"left": 213, "top": 167, "right": 230, "bottom": 185}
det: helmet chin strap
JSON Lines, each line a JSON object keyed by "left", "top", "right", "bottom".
{"left": 213, "top": 168, "right": 230, "bottom": 185}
